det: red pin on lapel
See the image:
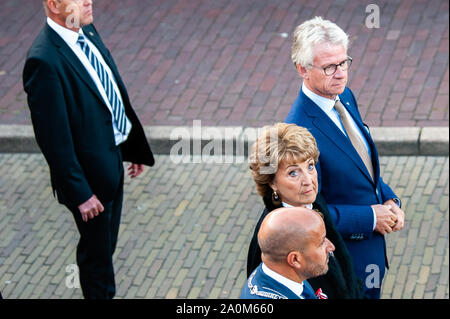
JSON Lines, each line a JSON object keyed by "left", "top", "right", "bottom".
{"left": 315, "top": 288, "right": 328, "bottom": 299}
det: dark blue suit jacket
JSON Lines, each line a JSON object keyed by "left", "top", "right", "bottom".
{"left": 23, "top": 24, "right": 154, "bottom": 207}
{"left": 285, "top": 86, "right": 397, "bottom": 293}
{"left": 240, "top": 263, "right": 317, "bottom": 299}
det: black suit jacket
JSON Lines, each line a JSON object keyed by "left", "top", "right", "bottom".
{"left": 246, "top": 194, "right": 364, "bottom": 299}
{"left": 23, "top": 23, "right": 154, "bottom": 207}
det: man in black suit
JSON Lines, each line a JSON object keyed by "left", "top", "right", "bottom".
{"left": 23, "top": 0, "right": 154, "bottom": 299}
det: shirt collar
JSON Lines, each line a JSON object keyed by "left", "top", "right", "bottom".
{"left": 261, "top": 263, "right": 305, "bottom": 298}
{"left": 302, "top": 83, "right": 339, "bottom": 114}
{"left": 47, "top": 17, "right": 84, "bottom": 46}
{"left": 282, "top": 202, "right": 313, "bottom": 210}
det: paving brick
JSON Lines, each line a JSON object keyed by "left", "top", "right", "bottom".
{"left": 187, "top": 286, "right": 201, "bottom": 299}
{"left": 136, "top": 277, "right": 153, "bottom": 298}
{"left": 381, "top": 273, "right": 395, "bottom": 298}
{"left": 418, "top": 266, "right": 431, "bottom": 284}
{"left": 413, "top": 284, "right": 426, "bottom": 299}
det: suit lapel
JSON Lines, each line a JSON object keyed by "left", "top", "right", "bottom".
{"left": 83, "top": 26, "right": 126, "bottom": 97}
{"left": 82, "top": 27, "right": 113, "bottom": 69}
{"left": 45, "top": 25, "right": 105, "bottom": 104}
{"left": 299, "top": 91, "right": 375, "bottom": 184}
{"left": 302, "top": 281, "right": 318, "bottom": 299}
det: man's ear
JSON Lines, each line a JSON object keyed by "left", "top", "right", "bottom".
{"left": 47, "top": 0, "right": 62, "bottom": 14}
{"left": 286, "top": 251, "right": 303, "bottom": 270}
{"left": 296, "top": 64, "right": 309, "bottom": 80}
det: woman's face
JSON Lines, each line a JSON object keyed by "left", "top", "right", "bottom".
{"left": 270, "top": 157, "right": 318, "bottom": 207}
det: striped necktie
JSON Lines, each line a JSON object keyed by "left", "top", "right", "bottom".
{"left": 334, "top": 100, "right": 374, "bottom": 181}
{"left": 77, "top": 34, "right": 127, "bottom": 135}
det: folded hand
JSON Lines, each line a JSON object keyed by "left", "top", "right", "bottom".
{"left": 78, "top": 194, "right": 104, "bottom": 222}
{"left": 128, "top": 163, "right": 145, "bottom": 178}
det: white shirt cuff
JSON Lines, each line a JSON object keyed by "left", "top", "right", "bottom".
{"left": 372, "top": 207, "right": 377, "bottom": 231}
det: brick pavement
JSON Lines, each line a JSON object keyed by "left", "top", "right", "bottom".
{"left": 0, "top": 154, "right": 448, "bottom": 299}
{"left": 0, "top": 0, "right": 448, "bottom": 127}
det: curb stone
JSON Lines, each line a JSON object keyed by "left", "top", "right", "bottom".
{"left": 0, "top": 125, "right": 448, "bottom": 156}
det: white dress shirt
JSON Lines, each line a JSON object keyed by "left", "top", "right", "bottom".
{"left": 47, "top": 17, "right": 131, "bottom": 146}
{"left": 302, "top": 84, "right": 371, "bottom": 154}
{"left": 261, "top": 263, "right": 306, "bottom": 299}
{"left": 282, "top": 202, "right": 313, "bottom": 210}
{"left": 301, "top": 84, "right": 377, "bottom": 230}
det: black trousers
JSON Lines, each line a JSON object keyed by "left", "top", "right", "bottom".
{"left": 68, "top": 171, "right": 124, "bottom": 299}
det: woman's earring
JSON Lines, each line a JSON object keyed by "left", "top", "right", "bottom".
{"left": 272, "top": 191, "right": 279, "bottom": 202}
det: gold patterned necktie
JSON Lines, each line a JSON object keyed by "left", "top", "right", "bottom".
{"left": 334, "top": 100, "right": 374, "bottom": 181}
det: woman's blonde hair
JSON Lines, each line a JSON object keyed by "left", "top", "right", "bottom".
{"left": 249, "top": 123, "right": 319, "bottom": 199}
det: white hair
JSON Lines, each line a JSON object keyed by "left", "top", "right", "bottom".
{"left": 291, "top": 16, "right": 349, "bottom": 68}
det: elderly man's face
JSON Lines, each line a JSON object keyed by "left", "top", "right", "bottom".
{"left": 302, "top": 42, "right": 348, "bottom": 100}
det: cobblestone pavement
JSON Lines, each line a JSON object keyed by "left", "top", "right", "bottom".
{"left": 0, "top": 154, "right": 447, "bottom": 299}
{"left": 0, "top": 0, "right": 448, "bottom": 127}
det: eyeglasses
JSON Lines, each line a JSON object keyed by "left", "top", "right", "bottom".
{"left": 309, "top": 57, "right": 353, "bottom": 76}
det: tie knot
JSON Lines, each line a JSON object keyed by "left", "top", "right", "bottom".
{"left": 77, "top": 34, "right": 86, "bottom": 46}
{"left": 334, "top": 100, "right": 345, "bottom": 115}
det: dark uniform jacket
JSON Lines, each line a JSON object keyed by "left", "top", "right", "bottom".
{"left": 246, "top": 193, "right": 364, "bottom": 299}
{"left": 241, "top": 263, "right": 317, "bottom": 299}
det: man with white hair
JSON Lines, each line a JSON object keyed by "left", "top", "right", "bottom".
{"left": 285, "top": 17, "right": 405, "bottom": 299}
{"left": 23, "top": 0, "right": 154, "bottom": 298}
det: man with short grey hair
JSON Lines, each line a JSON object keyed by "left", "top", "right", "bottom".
{"left": 23, "top": 0, "right": 154, "bottom": 298}
{"left": 286, "top": 16, "right": 405, "bottom": 298}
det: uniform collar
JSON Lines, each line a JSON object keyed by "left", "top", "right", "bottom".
{"left": 261, "top": 263, "right": 305, "bottom": 298}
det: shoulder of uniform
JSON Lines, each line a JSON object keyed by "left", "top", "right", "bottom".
{"left": 246, "top": 269, "right": 288, "bottom": 299}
